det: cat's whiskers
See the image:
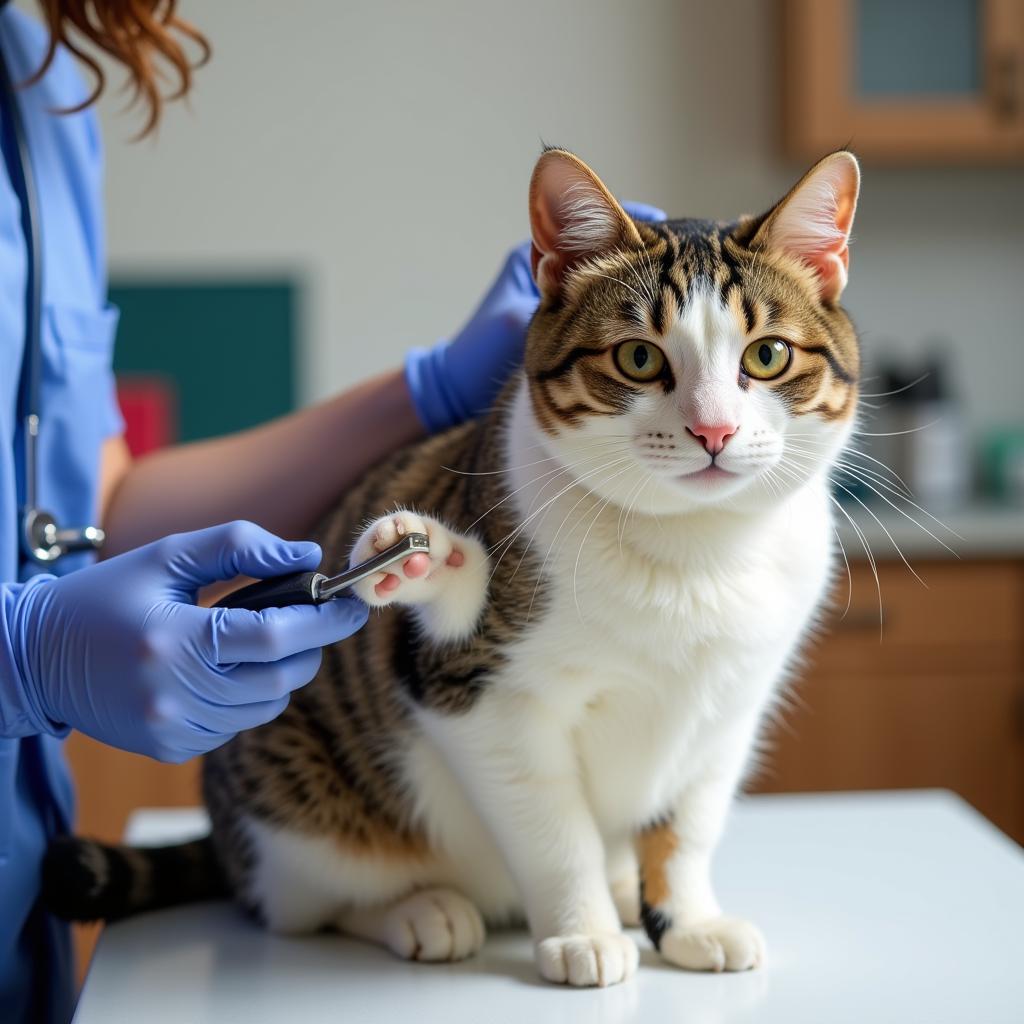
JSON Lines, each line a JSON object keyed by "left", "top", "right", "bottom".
{"left": 636, "top": 244, "right": 661, "bottom": 307}
{"left": 616, "top": 470, "right": 652, "bottom": 556}
{"left": 763, "top": 458, "right": 853, "bottom": 617}
{"left": 823, "top": 470, "right": 926, "bottom": 588}
{"left": 858, "top": 372, "right": 931, "bottom": 400}
{"left": 620, "top": 252, "right": 658, "bottom": 308}
{"left": 784, "top": 447, "right": 961, "bottom": 554}
{"left": 505, "top": 449, "right": 631, "bottom": 586}
{"left": 621, "top": 472, "right": 654, "bottom": 557}
{"left": 466, "top": 442, "right": 631, "bottom": 533}
{"left": 523, "top": 458, "right": 640, "bottom": 621}
{"left": 585, "top": 271, "right": 651, "bottom": 309}
{"left": 571, "top": 471, "right": 635, "bottom": 622}
{"left": 486, "top": 454, "right": 635, "bottom": 587}
{"left": 849, "top": 422, "right": 941, "bottom": 439}
{"left": 785, "top": 434, "right": 917, "bottom": 496}
{"left": 486, "top": 445, "right": 634, "bottom": 556}
{"left": 827, "top": 491, "right": 884, "bottom": 637}
{"left": 785, "top": 442, "right": 914, "bottom": 501}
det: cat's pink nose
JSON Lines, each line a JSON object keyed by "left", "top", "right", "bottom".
{"left": 687, "top": 423, "right": 738, "bottom": 455}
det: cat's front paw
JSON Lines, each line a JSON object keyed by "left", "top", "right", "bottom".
{"left": 535, "top": 932, "right": 639, "bottom": 988}
{"left": 659, "top": 916, "right": 764, "bottom": 972}
{"left": 349, "top": 511, "right": 464, "bottom": 607}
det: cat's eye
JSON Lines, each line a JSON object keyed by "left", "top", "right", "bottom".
{"left": 741, "top": 339, "right": 792, "bottom": 381}
{"left": 614, "top": 340, "right": 666, "bottom": 382}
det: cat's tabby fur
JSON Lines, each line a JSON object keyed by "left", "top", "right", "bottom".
{"left": 46, "top": 148, "right": 861, "bottom": 987}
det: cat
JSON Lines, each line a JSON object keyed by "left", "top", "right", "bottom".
{"left": 45, "top": 146, "right": 861, "bottom": 988}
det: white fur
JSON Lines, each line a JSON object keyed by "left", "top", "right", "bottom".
{"left": 557, "top": 180, "right": 621, "bottom": 255}
{"left": 244, "top": 289, "right": 848, "bottom": 988}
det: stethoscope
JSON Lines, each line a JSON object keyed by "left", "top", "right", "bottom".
{"left": 0, "top": 34, "right": 105, "bottom": 564}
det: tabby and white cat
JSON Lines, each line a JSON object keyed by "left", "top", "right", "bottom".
{"left": 49, "top": 147, "right": 861, "bottom": 988}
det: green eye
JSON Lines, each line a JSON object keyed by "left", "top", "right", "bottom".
{"left": 741, "top": 339, "right": 792, "bottom": 380}
{"left": 614, "top": 340, "right": 666, "bottom": 382}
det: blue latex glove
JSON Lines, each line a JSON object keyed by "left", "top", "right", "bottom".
{"left": 404, "top": 200, "right": 668, "bottom": 433}
{"left": 8, "top": 521, "right": 368, "bottom": 762}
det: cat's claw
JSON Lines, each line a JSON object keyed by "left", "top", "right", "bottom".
{"left": 536, "top": 932, "right": 639, "bottom": 988}
{"left": 659, "top": 916, "right": 765, "bottom": 972}
{"left": 349, "top": 511, "right": 463, "bottom": 606}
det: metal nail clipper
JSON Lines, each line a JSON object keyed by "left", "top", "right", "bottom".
{"left": 214, "top": 533, "right": 430, "bottom": 612}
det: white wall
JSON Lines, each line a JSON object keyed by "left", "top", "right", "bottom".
{"left": 93, "top": 0, "right": 1023, "bottom": 436}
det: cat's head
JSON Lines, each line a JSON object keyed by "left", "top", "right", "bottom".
{"left": 523, "top": 148, "right": 860, "bottom": 516}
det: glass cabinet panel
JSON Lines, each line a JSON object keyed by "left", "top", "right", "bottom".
{"left": 856, "top": 0, "right": 981, "bottom": 97}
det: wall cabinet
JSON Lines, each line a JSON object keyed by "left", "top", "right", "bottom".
{"left": 782, "top": 0, "right": 1024, "bottom": 162}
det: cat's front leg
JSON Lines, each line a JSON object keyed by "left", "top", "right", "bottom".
{"left": 638, "top": 760, "right": 765, "bottom": 973}
{"left": 421, "top": 702, "right": 638, "bottom": 988}
{"left": 349, "top": 510, "right": 488, "bottom": 640}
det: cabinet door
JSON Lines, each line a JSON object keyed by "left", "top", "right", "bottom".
{"left": 782, "top": 0, "right": 1024, "bottom": 162}
{"left": 755, "top": 670, "right": 1024, "bottom": 843}
{"left": 65, "top": 732, "right": 201, "bottom": 842}
{"left": 753, "top": 559, "right": 1024, "bottom": 844}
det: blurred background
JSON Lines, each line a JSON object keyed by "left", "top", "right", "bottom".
{"left": 46, "top": 0, "right": 1022, "bottom": 973}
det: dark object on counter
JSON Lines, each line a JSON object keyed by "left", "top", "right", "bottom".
{"left": 867, "top": 349, "right": 970, "bottom": 512}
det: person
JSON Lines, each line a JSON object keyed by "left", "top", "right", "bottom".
{"left": 0, "top": 3, "right": 664, "bottom": 1019}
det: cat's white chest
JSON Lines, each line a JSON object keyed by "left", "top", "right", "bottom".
{"left": 499, "top": 413, "right": 833, "bottom": 833}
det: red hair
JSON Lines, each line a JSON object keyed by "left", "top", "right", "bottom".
{"left": 32, "top": 0, "right": 209, "bottom": 135}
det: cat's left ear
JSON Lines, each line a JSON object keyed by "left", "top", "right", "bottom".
{"left": 750, "top": 151, "right": 860, "bottom": 303}
{"left": 529, "top": 148, "right": 643, "bottom": 297}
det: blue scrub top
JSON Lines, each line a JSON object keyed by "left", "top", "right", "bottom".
{"left": 0, "top": 7, "right": 122, "bottom": 1021}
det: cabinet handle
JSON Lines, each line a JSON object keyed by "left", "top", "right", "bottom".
{"left": 990, "top": 51, "right": 1021, "bottom": 121}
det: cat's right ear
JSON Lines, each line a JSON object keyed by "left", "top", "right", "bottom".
{"left": 529, "top": 148, "right": 642, "bottom": 297}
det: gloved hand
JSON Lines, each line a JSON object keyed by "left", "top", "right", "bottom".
{"left": 10, "top": 521, "right": 368, "bottom": 762}
{"left": 404, "top": 200, "right": 668, "bottom": 433}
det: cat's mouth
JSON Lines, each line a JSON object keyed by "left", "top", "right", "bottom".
{"left": 677, "top": 465, "right": 736, "bottom": 483}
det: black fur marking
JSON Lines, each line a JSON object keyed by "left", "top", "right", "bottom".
{"left": 536, "top": 345, "right": 606, "bottom": 382}
{"left": 640, "top": 900, "right": 672, "bottom": 951}
{"left": 741, "top": 293, "right": 756, "bottom": 335}
{"left": 392, "top": 614, "right": 426, "bottom": 704}
{"left": 802, "top": 345, "right": 854, "bottom": 384}
{"left": 619, "top": 299, "right": 647, "bottom": 331}
{"left": 651, "top": 290, "right": 666, "bottom": 336}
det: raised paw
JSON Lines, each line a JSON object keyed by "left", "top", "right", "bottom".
{"left": 659, "top": 916, "right": 764, "bottom": 972}
{"left": 348, "top": 511, "right": 465, "bottom": 607}
{"left": 381, "top": 888, "right": 486, "bottom": 963}
{"left": 536, "top": 932, "right": 639, "bottom": 988}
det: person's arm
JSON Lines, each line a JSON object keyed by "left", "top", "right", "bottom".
{"left": 101, "top": 369, "right": 420, "bottom": 556}
{"left": 101, "top": 204, "right": 666, "bottom": 556}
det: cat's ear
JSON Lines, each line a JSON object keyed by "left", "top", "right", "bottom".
{"left": 529, "top": 148, "right": 643, "bottom": 296}
{"left": 750, "top": 151, "right": 860, "bottom": 303}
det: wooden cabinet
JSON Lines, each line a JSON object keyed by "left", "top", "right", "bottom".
{"left": 65, "top": 734, "right": 201, "bottom": 844}
{"left": 753, "top": 560, "right": 1024, "bottom": 844}
{"left": 782, "top": 0, "right": 1024, "bottom": 162}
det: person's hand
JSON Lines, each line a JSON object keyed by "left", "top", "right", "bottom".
{"left": 404, "top": 200, "right": 667, "bottom": 433}
{"left": 11, "top": 522, "right": 368, "bottom": 762}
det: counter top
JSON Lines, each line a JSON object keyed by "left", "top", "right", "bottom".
{"left": 833, "top": 500, "right": 1024, "bottom": 560}
{"left": 74, "top": 791, "right": 1024, "bottom": 1024}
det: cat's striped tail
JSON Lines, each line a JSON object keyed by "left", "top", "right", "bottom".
{"left": 42, "top": 834, "right": 228, "bottom": 922}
